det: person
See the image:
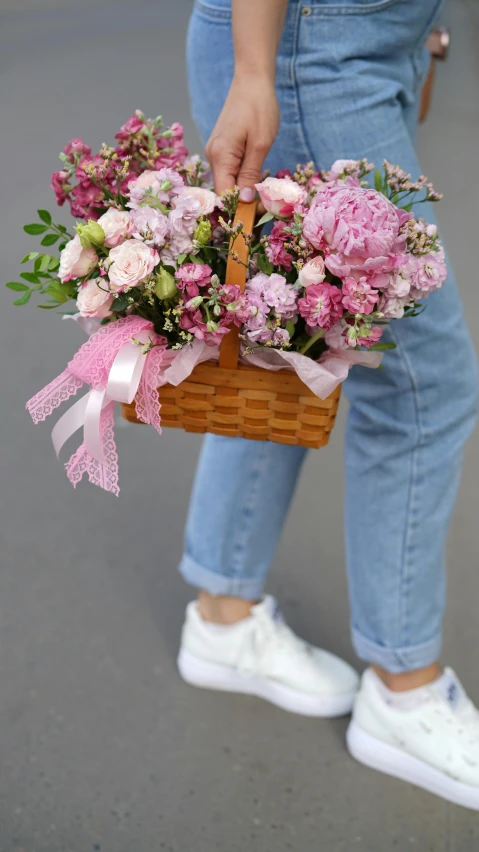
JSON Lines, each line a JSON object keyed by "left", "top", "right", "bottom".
{"left": 176, "top": 0, "right": 479, "bottom": 809}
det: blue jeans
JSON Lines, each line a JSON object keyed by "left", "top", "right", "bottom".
{"left": 179, "top": 0, "right": 479, "bottom": 672}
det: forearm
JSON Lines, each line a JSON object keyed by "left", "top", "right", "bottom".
{"left": 232, "top": 0, "right": 288, "bottom": 80}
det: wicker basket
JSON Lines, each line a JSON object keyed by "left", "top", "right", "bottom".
{"left": 121, "top": 200, "right": 341, "bottom": 449}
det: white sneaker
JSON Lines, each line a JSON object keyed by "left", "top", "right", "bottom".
{"left": 347, "top": 667, "right": 479, "bottom": 810}
{"left": 177, "top": 596, "right": 359, "bottom": 717}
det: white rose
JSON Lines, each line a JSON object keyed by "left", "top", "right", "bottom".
{"left": 108, "top": 239, "right": 159, "bottom": 292}
{"left": 59, "top": 235, "right": 97, "bottom": 282}
{"left": 179, "top": 186, "right": 219, "bottom": 216}
{"left": 298, "top": 256, "right": 326, "bottom": 287}
{"left": 76, "top": 278, "right": 114, "bottom": 318}
{"left": 97, "top": 208, "right": 133, "bottom": 248}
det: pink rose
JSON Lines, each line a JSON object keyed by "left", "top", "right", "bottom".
{"left": 179, "top": 186, "right": 219, "bottom": 216}
{"left": 341, "top": 277, "right": 378, "bottom": 315}
{"left": 108, "top": 239, "right": 159, "bottom": 291}
{"left": 297, "top": 282, "right": 343, "bottom": 330}
{"left": 59, "top": 235, "right": 97, "bottom": 282}
{"left": 97, "top": 208, "right": 133, "bottom": 248}
{"left": 76, "top": 278, "right": 114, "bottom": 319}
{"left": 255, "top": 177, "right": 307, "bottom": 218}
{"left": 298, "top": 256, "right": 326, "bottom": 288}
{"left": 303, "top": 184, "right": 410, "bottom": 278}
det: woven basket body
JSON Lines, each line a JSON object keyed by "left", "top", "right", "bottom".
{"left": 121, "top": 201, "right": 341, "bottom": 448}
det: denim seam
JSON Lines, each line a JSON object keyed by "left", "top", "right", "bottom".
{"left": 227, "top": 442, "right": 270, "bottom": 580}
{"left": 289, "top": 5, "right": 317, "bottom": 165}
{"left": 194, "top": 2, "right": 231, "bottom": 22}
{"left": 388, "top": 323, "right": 425, "bottom": 652}
{"left": 306, "top": 0, "right": 402, "bottom": 17}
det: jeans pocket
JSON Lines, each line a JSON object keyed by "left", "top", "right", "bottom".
{"left": 193, "top": 0, "right": 232, "bottom": 22}
{"left": 305, "top": 0, "right": 404, "bottom": 16}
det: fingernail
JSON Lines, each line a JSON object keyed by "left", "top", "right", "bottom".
{"left": 239, "top": 187, "right": 256, "bottom": 202}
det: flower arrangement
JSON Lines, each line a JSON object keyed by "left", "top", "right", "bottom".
{"left": 7, "top": 111, "right": 447, "bottom": 493}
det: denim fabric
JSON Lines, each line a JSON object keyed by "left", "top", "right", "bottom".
{"left": 179, "top": 0, "right": 479, "bottom": 672}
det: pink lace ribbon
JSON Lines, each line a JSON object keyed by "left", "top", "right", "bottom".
{"left": 26, "top": 316, "right": 168, "bottom": 495}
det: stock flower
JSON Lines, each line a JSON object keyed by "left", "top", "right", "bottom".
{"left": 262, "top": 273, "right": 297, "bottom": 319}
{"left": 108, "top": 239, "right": 158, "bottom": 291}
{"left": 244, "top": 292, "right": 271, "bottom": 343}
{"left": 175, "top": 262, "right": 212, "bottom": 298}
{"left": 377, "top": 294, "right": 408, "bottom": 319}
{"left": 324, "top": 159, "right": 360, "bottom": 181}
{"left": 76, "top": 278, "right": 114, "bottom": 318}
{"left": 351, "top": 324, "right": 383, "bottom": 349}
{"left": 169, "top": 194, "right": 202, "bottom": 238}
{"left": 407, "top": 247, "right": 447, "bottom": 297}
{"left": 303, "top": 184, "right": 410, "bottom": 277}
{"left": 255, "top": 177, "right": 307, "bottom": 218}
{"left": 127, "top": 168, "right": 184, "bottom": 210}
{"left": 298, "top": 256, "right": 326, "bottom": 288}
{"left": 341, "top": 277, "right": 378, "bottom": 315}
{"left": 59, "top": 235, "right": 97, "bottom": 282}
{"left": 98, "top": 208, "right": 134, "bottom": 247}
{"left": 298, "top": 282, "right": 343, "bottom": 330}
{"left": 324, "top": 319, "right": 349, "bottom": 350}
{"left": 131, "top": 207, "right": 169, "bottom": 247}
{"left": 63, "top": 137, "right": 91, "bottom": 162}
{"left": 265, "top": 221, "right": 293, "bottom": 271}
{"left": 115, "top": 111, "right": 145, "bottom": 142}
{"left": 179, "top": 186, "right": 219, "bottom": 216}
{"left": 51, "top": 170, "right": 71, "bottom": 206}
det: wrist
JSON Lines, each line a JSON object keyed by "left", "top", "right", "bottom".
{"left": 233, "top": 63, "right": 276, "bottom": 87}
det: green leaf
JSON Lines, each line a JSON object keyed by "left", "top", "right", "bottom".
{"left": 6, "top": 281, "right": 29, "bottom": 292}
{"left": 111, "top": 296, "right": 129, "bottom": 312}
{"left": 256, "top": 254, "right": 274, "bottom": 275}
{"left": 37, "top": 209, "right": 52, "bottom": 225}
{"left": 21, "top": 251, "right": 39, "bottom": 264}
{"left": 368, "top": 342, "right": 397, "bottom": 351}
{"left": 57, "top": 224, "right": 67, "bottom": 233}
{"left": 13, "top": 291, "right": 32, "bottom": 306}
{"left": 41, "top": 233, "right": 59, "bottom": 246}
{"left": 374, "top": 170, "right": 384, "bottom": 195}
{"left": 256, "top": 211, "right": 274, "bottom": 228}
{"left": 286, "top": 320, "right": 296, "bottom": 339}
{"left": 176, "top": 253, "right": 187, "bottom": 266}
{"left": 20, "top": 272, "right": 41, "bottom": 284}
{"left": 38, "top": 303, "right": 60, "bottom": 309}
{"left": 48, "top": 257, "right": 60, "bottom": 272}
{"left": 24, "top": 223, "right": 48, "bottom": 235}
{"left": 45, "top": 282, "right": 69, "bottom": 303}
{"left": 39, "top": 254, "right": 52, "bottom": 272}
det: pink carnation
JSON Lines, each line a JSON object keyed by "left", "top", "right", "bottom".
{"left": 298, "top": 282, "right": 343, "bottom": 330}
{"left": 341, "top": 277, "right": 378, "bottom": 315}
{"left": 303, "top": 184, "right": 410, "bottom": 278}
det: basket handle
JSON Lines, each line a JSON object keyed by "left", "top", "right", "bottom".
{"left": 219, "top": 198, "right": 258, "bottom": 370}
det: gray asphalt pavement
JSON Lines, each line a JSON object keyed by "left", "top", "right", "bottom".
{"left": 1, "top": 0, "right": 479, "bottom": 849}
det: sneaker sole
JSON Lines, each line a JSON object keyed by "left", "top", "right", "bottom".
{"left": 177, "top": 648, "right": 355, "bottom": 718}
{"left": 346, "top": 720, "right": 479, "bottom": 811}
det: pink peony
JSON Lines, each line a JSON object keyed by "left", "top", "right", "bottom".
{"left": 108, "top": 239, "right": 158, "bottom": 291}
{"left": 265, "top": 221, "right": 293, "bottom": 271}
{"left": 298, "top": 256, "right": 326, "bottom": 288}
{"left": 59, "top": 235, "right": 97, "bottom": 282}
{"left": 51, "top": 170, "right": 71, "bottom": 206}
{"left": 303, "top": 184, "right": 410, "bottom": 278}
{"left": 341, "top": 277, "right": 379, "bottom": 315}
{"left": 255, "top": 177, "right": 307, "bottom": 218}
{"left": 178, "top": 186, "right": 219, "bottom": 216}
{"left": 76, "top": 278, "right": 114, "bottom": 319}
{"left": 298, "top": 282, "right": 343, "bottom": 330}
{"left": 97, "top": 208, "right": 133, "bottom": 248}
{"left": 131, "top": 207, "right": 169, "bottom": 247}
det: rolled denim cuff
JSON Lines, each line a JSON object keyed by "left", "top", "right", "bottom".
{"left": 178, "top": 553, "right": 265, "bottom": 600}
{"left": 352, "top": 625, "right": 442, "bottom": 674}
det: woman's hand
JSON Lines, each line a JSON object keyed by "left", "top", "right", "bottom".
{"left": 205, "top": 72, "right": 280, "bottom": 199}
